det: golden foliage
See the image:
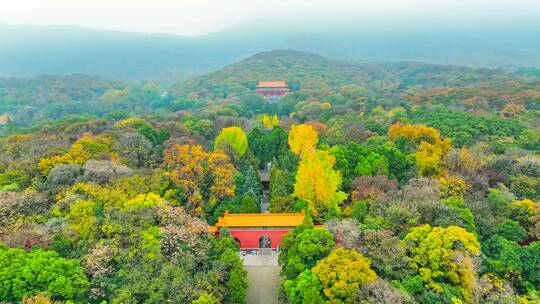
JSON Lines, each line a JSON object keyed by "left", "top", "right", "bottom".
{"left": 38, "top": 134, "right": 114, "bottom": 175}
{"left": 122, "top": 193, "right": 166, "bottom": 211}
{"left": 500, "top": 102, "right": 526, "bottom": 118}
{"left": 439, "top": 176, "right": 471, "bottom": 199}
{"left": 293, "top": 150, "right": 347, "bottom": 216}
{"left": 114, "top": 118, "right": 150, "bottom": 129}
{"left": 511, "top": 199, "right": 535, "bottom": 214}
{"left": 320, "top": 102, "right": 332, "bottom": 110}
{"left": 389, "top": 122, "right": 441, "bottom": 144}
{"left": 403, "top": 224, "right": 480, "bottom": 303}
{"left": 207, "top": 149, "right": 236, "bottom": 204}
{"left": 68, "top": 199, "right": 99, "bottom": 241}
{"left": 312, "top": 247, "right": 378, "bottom": 304}
{"left": 288, "top": 124, "right": 319, "bottom": 155}
{"left": 164, "top": 144, "right": 208, "bottom": 208}
{"left": 22, "top": 294, "right": 58, "bottom": 304}
{"left": 389, "top": 122, "right": 451, "bottom": 176}
{"left": 457, "top": 148, "right": 480, "bottom": 171}
{"left": 164, "top": 144, "right": 235, "bottom": 211}
{"left": 99, "top": 88, "right": 130, "bottom": 105}
{"left": 260, "top": 114, "right": 279, "bottom": 129}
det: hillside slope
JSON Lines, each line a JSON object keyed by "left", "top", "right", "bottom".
{"left": 1, "top": 50, "right": 538, "bottom": 137}
{"left": 170, "top": 49, "right": 509, "bottom": 98}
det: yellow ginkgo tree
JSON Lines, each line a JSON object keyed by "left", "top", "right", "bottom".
{"left": 260, "top": 114, "right": 279, "bottom": 129}
{"left": 288, "top": 124, "right": 319, "bottom": 156}
{"left": 293, "top": 149, "right": 346, "bottom": 217}
{"left": 312, "top": 247, "right": 378, "bottom": 304}
{"left": 289, "top": 124, "right": 346, "bottom": 217}
{"left": 389, "top": 122, "right": 451, "bottom": 176}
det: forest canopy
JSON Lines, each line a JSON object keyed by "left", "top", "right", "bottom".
{"left": 0, "top": 50, "right": 539, "bottom": 303}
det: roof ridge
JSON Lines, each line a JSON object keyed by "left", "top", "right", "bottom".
{"left": 215, "top": 211, "right": 306, "bottom": 228}
{"left": 223, "top": 211, "right": 304, "bottom": 216}
{"left": 256, "top": 80, "right": 289, "bottom": 87}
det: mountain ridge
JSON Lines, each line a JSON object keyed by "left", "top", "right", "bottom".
{"left": 1, "top": 22, "right": 539, "bottom": 81}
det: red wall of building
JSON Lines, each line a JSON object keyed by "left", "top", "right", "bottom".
{"left": 230, "top": 230, "right": 291, "bottom": 250}
{"left": 257, "top": 91, "right": 288, "bottom": 97}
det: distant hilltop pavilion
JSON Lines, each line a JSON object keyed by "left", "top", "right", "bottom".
{"left": 255, "top": 80, "right": 290, "bottom": 101}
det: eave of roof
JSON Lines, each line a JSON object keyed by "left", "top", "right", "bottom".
{"left": 214, "top": 211, "right": 306, "bottom": 228}
{"left": 256, "top": 81, "right": 289, "bottom": 88}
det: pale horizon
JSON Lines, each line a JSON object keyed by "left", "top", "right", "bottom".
{"left": 0, "top": 0, "right": 539, "bottom": 36}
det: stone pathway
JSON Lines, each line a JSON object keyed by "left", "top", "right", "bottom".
{"left": 245, "top": 266, "right": 280, "bottom": 304}
{"left": 259, "top": 162, "right": 271, "bottom": 214}
{"left": 247, "top": 162, "right": 279, "bottom": 304}
{"left": 261, "top": 189, "right": 270, "bottom": 213}
{"left": 242, "top": 250, "right": 280, "bottom": 304}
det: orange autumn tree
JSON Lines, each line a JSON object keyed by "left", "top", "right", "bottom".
{"left": 388, "top": 122, "right": 451, "bottom": 176}
{"left": 164, "top": 144, "right": 235, "bottom": 214}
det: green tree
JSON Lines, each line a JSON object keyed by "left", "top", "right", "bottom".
{"left": 495, "top": 220, "right": 528, "bottom": 242}
{"left": 483, "top": 236, "right": 540, "bottom": 289}
{"left": 137, "top": 124, "right": 170, "bottom": 148}
{"left": 0, "top": 245, "right": 89, "bottom": 302}
{"left": 284, "top": 270, "right": 327, "bottom": 304}
{"left": 402, "top": 224, "right": 480, "bottom": 303}
{"left": 248, "top": 127, "right": 289, "bottom": 167}
{"left": 236, "top": 159, "right": 262, "bottom": 204}
{"left": 192, "top": 293, "right": 219, "bottom": 304}
{"left": 238, "top": 195, "right": 259, "bottom": 213}
{"left": 270, "top": 168, "right": 293, "bottom": 199}
{"left": 214, "top": 232, "right": 247, "bottom": 304}
{"left": 215, "top": 126, "right": 248, "bottom": 158}
{"left": 358, "top": 229, "right": 414, "bottom": 280}
{"left": 281, "top": 228, "right": 335, "bottom": 280}
{"left": 519, "top": 129, "right": 540, "bottom": 151}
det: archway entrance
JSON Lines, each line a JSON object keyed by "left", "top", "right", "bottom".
{"left": 234, "top": 237, "right": 241, "bottom": 248}
{"left": 259, "top": 235, "right": 272, "bottom": 249}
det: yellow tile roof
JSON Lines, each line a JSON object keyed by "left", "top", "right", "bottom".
{"left": 214, "top": 211, "right": 305, "bottom": 228}
{"left": 257, "top": 81, "right": 289, "bottom": 88}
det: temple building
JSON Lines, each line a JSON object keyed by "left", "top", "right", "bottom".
{"left": 255, "top": 81, "right": 290, "bottom": 101}
{"left": 210, "top": 211, "right": 307, "bottom": 250}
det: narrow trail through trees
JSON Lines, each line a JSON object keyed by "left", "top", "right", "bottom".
{"left": 243, "top": 162, "right": 279, "bottom": 304}
{"left": 259, "top": 162, "right": 272, "bottom": 213}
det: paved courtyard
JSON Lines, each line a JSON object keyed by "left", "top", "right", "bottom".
{"left": 245, "top": 266, "right": 280, "bottom": 304}
{"left": 241, "top": 250, "right": 278, "bottom": 266}
{"left": 243, "top": 250, "right": 280, "bottom": 304}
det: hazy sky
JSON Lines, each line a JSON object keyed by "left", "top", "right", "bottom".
{"left": 0, "top": 0, "right": 539, "bottom": 36}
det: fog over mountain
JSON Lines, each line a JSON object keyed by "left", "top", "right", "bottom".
{"left": 1, "top": 15, "right": 539, "bottom": 81}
